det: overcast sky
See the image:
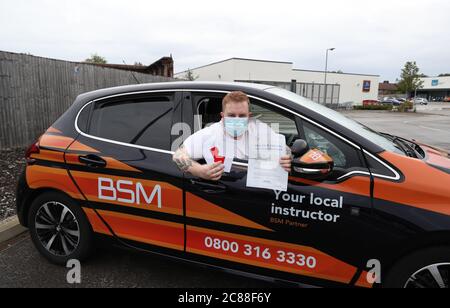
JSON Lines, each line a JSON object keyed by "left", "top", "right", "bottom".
{"left": 1, "top": 0, "right": 449, "bottom": 81}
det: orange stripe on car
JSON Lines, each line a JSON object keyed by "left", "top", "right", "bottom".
{"left": 46, "top": 127, "right": 62, "bottom": 134}
{"left": 97, "top": 210, "right": 184, "bottom": 251}
{"left": 68, "top": 140, "right": 100, "bottom": 153}
{"left": 377, "top": 151, "right": 450, "bottom": 216}
{"left": 26, "top": 165, "right": 83, "bottom": 200}
{"left": 354, "top": 271, "right": 375, "bottom": 288}
{"left": 186, "top": 226, "right": 357, "bottom": 284}
{"left": 30, "top": 149, "right": 65, "bottom": 163}
{"left": 82, "top": 208, "right": 113, "bottom": 236}
{"left": 39, "top": 134, "right": 75, "bottom": 150}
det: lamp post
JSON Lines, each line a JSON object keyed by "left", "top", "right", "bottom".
{"left": 324, "top": 48, "right": 335, "bottom": 104}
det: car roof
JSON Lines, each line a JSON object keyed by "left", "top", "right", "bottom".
{"left": 69, "top": 81, "right": 385, "bottom": 154}
{"left": 75, "top": 81, "right": 274, "bottom": 103}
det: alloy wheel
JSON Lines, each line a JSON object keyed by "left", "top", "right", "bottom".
{"left": 34, "top": 201, "right": 80, "bottom": 256}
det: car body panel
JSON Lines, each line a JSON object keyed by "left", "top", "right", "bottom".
{"left": 16, "top": 81, "right": 450, "bottom": 288}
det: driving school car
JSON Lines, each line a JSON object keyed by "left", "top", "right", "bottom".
{"left": 16, "top": 82, "right": 450, "bottom": 288}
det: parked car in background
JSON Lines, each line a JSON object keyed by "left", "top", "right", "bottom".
{"left": 382, "top": 97, "right": 402, "bottom": 106}
{"left": 362, "top": 99, "right": 381, "bottom": 106}
{"left": 413, "top": 97, "right": 429, "bottom": 105}
{"left": 444, "top": 96, "right": 450, "bottom": 103}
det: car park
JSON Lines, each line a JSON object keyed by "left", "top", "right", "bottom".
{"left": 16, "top": 82, "right": 450, "bottom": 288}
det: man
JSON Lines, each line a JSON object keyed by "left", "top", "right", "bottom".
{"left": 173, "top": 91, "right": 292, "bottom": 181}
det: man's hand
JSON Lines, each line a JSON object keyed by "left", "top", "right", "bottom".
{"left": 196, "top": 163, "right": 225, "bottom": 181}
{"left": 173, "top": 146, "right": 224, "bottom": 181}
{"left": 280, "top": 155, "right": 292, "bottom": 173}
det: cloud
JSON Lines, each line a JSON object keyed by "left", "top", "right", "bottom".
{"left": 1, "top": 0, "right": 449, "bottom": 81}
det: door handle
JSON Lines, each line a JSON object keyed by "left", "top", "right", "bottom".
{"left": 78, "top": 154, "right": 107, "bottom": 168}
{"left": 190, "top": 179, "right": 227, "bottom": 194}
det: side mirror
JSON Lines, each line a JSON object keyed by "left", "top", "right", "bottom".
{"left": 291, "top": 139, "right": 310, "bottom": 158}
{"left": 291, "top": 143, "right": 334, "bottom": 179}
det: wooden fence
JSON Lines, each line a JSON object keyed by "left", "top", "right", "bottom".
{"left": 0, "top": 51, "right": 175, "bottom": 148}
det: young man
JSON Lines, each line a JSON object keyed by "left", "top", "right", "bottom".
{"left": 173, "top": 91, "right": 292, "bottom": 181}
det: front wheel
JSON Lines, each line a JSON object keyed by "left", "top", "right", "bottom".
{"left": 28, "top": 191, "right": 93, "bottom": 265}
{"left": 384, "top": 247, "right": 450, "bottom": 288}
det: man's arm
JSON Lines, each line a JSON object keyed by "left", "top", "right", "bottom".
{"left": 173, "top": 145, "right": 224, "bottom": 181}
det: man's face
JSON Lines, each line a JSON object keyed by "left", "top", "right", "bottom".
{"left": 221, "top": 100, "right": 251, "bottom": 138}
{"left": 220, "top": 100, "right": 250, "bottom": 119}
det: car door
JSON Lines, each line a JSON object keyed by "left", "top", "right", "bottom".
{"left": 66, "top": 91, "right": 186, "bottom": 253}
{"left": 182, "top": 90, "right": 373, "bottom": 286}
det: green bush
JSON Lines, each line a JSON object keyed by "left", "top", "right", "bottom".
{"left": 397, "top": 101, "right": 414, "bottom": 112}
{"left": 353, "top": 104, "right": 393, "bottom": 111}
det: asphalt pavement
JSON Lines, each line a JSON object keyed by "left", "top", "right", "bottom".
{"left": 0, "top": 233, "right": 274, "bottom": 288}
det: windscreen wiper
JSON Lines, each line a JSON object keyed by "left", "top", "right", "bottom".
{"left": 379, "top": 133, "right": 417, "bottom": 158}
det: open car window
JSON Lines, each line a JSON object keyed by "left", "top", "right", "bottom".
{"left": 192, "top": 92, "right": 301, "bottom": 149}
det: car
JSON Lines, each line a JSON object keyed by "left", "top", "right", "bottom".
{"left": 362, "top": 99, "right": 381, "bottom": 106}
{"left": 381, "top": 97, "right": 402, "bottom": 106}
{"left": 413, "top": 97, "right": 429, "bottom": 105}
{"left": 16, "top": 81, "right": 450, "bottom": 288}
{"left": 444, "top": 96, "right": 450, "bottom": 103}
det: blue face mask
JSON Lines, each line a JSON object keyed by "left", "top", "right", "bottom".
{"left": 224, "top": 117, "right": 249, "bottom": 138}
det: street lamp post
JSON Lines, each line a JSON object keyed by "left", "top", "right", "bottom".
{"left": 324, "top": 48, "right": 335, "bottom": 104}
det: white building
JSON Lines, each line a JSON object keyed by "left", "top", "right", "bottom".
{"left": 417, "top": 76, "right": 450, "bottom": 101}
{"left": 175, "top": 58, "right": 379, "bottom": 105}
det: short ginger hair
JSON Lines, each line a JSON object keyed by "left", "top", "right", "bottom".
{"left": 222, "top": 91, "right": 250, "bottom": 111}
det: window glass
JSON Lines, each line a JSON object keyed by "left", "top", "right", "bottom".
{"left": 266, "top": 87, "right": 404, "bottom": 155}
{"left": 301, "top": 120, "right": 363, "bottom": 169}
{"left": 89, "top": 94, "right": 174, "bottom": 150}
{"left": 77, "top": 103, "right": 91, "bottom": 132}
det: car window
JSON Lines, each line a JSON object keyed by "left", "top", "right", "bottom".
{"left": 192, "top": 92, "right": 300, "bottom": 146}
{"left": 88, "top": 94, "right": 174, "bottom": 150}
{"left": 266, "top": 87, "right": 404, "bottom": 155}
{"left": 300, "top": 120, "right": 364, "bottom": 169}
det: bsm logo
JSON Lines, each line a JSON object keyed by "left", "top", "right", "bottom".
{"left": 98, "top": 177, "right": 162, "bottom": 208}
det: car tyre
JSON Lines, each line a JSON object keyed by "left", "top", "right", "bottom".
{"left": 28, "top": 191, "right": 93, "bottom": 265}
{"left": 384, "top": 246, "right": 450, "bottom": 288}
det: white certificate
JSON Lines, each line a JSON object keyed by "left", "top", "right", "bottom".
{"left": 246, "top": 133, "right": 288, "bottom": 192}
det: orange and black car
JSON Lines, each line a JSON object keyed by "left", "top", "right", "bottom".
{"left": 16, "top": 82, "right": 450, "bottom": 288}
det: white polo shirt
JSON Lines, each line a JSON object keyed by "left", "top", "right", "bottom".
{"left": 183, "top": 119, "right": 284, "bottom": 161}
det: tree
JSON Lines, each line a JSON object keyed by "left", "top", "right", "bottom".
{"left": 85, "top": 53, "right": 107, "bottom": 64}
{"left": 397, "top": 61, "right": 424, "bottom": 97}
{"left": 184, "top": 69, "right": 198, "bottom": 81}
{"left": 438, "top": 73, "right": 450, "bottom": 77}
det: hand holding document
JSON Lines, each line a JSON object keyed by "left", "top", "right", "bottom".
{"left": 246, "top": 133, "right": 288, "bottom": 192}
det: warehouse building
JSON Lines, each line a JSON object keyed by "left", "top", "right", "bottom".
{"left": 417, "top": 76, "right": 450, "bottom": 101}
{"left": 175, "top": 58, "right": 379, "bottom": 106}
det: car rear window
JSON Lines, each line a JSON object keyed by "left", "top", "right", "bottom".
{"left": 88, "top": 94, "right": 174, "bottom": 150}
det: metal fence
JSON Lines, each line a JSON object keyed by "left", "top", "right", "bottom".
{"left": 0, "top": 51, "right": 175, "bottom": 149}
{"left": 236, "top": 80, "right": 340, "bottom": 105}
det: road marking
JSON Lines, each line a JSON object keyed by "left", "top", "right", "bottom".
{"left": 418, "top": 125, "right": 447, "bottom": 132}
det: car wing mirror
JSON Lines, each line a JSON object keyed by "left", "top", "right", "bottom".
{"left": 291, "top": 147, "right": 334, "bottom": 180}
{"left": 291, "top": 139, "right": 310, "bottom": 158}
